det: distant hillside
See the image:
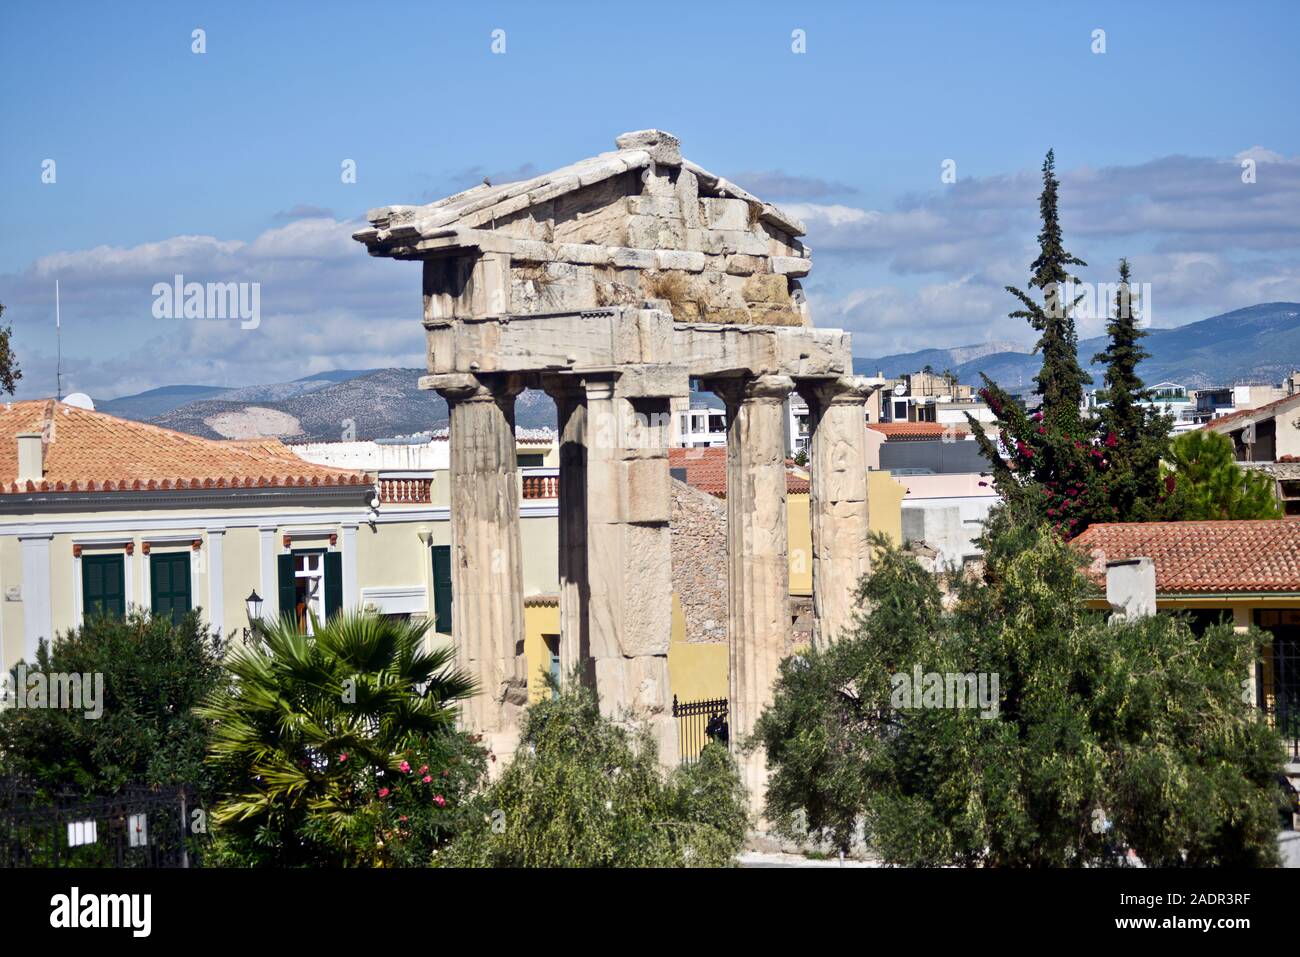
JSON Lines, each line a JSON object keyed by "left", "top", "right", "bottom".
{"left": 96, "top": 370, "right": 375, "bottom": 420}
{"left": 146, "top": 369, "right": 556, "bottom": 441}
{"left": 855, "top": 302, "right": 1300, "bottom": 390}
{"left": 854, "top": 341, "right": 1026, "bottom": 378}
{"left": 96, "top": 384, "right": 229, "bottom": 420}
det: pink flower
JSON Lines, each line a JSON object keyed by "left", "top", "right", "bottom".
{"left": 1105, "top": 432, "right": 1118, "bottom": 448}
{"left": 419, "top": 765, "right": 429, "bottom": 775}
{"left": 399, "top": 760, "right": 411, "bottom": 773}
{"left": 338, "top": 753, "right": 348, "bottom": 762}
{"left": 434, "top": 794, "right": 447, "bottom": 807}
{"left": 422, "top": 775, "right": 433, "bottom": 784}
{"left": 399, "top": 815, "right": 408, "bottom": 823}
{"left": 378, "top": 787, "right": 390, "bottom": 798}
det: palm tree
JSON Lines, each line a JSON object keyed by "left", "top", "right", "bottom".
{"left": 198, "top": 611, "right": 475, "bottom": 865}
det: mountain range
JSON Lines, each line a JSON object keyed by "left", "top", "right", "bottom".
{"left": 854, "top": 302, "right": 1300, "bottom": 391}
{"left": 97, "top": 370, "right": 557, "bottom": 442}
{"left": 91, "top": 302, "right": 1300, "bottom": 441}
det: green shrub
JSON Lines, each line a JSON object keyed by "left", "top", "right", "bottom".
{"left": 757, "top": 518, "right": 1289, "bottom": 866}
{"left": 442, "top": 684, "right": 749, "bottom": 867}
{"left": 0, "top": 610, "right": 227, "bottom": 796}
{"left": 198, "top": 611, "right": 478, "bottom": 867}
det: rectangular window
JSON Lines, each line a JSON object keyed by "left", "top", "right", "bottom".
{"left": 149, "top": 551, "right": 191, "bottom": 624}
{"left": 82, "top": 554, "right": 125, "bottom": 620}
{"left": 517, "top": 453, "right": 545, "bottom": 467}
{"left": 431, "top": 545, "right": 453, "bottom": 635}
{"left": 277, "top": 548, "right": 341, "bottom": 633}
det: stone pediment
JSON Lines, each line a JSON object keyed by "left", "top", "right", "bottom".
{"left": 354, "top": 130, "right": 814, "bottom": 327}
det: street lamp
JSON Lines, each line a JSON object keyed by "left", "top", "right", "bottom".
{"left": 243, "top": 589, "right": 264, "bottom": 644}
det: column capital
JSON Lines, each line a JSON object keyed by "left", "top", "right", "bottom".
{"left": 421, "top": 371, "right": 525, "bottom": 403}
{"left": 539, "top": 372, "right": 586, "bottom": 403}
{"left": 704, "top": 373, "right": 795, "bottom": 406}
{"left": 797, "top": 375, "right": 878, "bottom": 407}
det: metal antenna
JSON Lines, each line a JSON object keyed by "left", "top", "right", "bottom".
{"left": 55, "top": 280, "right": 63, "bottom": 401}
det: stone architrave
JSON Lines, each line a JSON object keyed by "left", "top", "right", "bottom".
{"left": 430, "top": 372, "right": 528, "bottom": 755}
{"left": 708, "top": 374, "right": 794, "bottom": 805}
{"left": 799, "top": 376, "right": 874, "bottom": 647}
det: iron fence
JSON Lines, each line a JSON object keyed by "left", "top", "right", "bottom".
{"left": 672, "top": 695, "right": 729, "bottom": 764}
{"left": 0, "top": 777, "right": 202, "bottom": 868}
{"left": 1268, "top": 635, "right": 1300, "bottom": 762}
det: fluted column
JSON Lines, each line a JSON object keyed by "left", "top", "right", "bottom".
{"left": 709, "top": 374, "right": 794, "bottom": 806}
{"left": 435, "top": 372, "right": 528, "bottom": 753}
{"left": 541, "top": 375, "right": 590, "bottom": 685}
{"left": 584, "top": 374, "right": 678, "bottom": 764}
{"left": 799, "top": 376, "right": 873, "bottom": 647}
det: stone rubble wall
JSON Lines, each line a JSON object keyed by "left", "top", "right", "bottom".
{"left": 670, "top": 478, "right": 729, "bottom": 644}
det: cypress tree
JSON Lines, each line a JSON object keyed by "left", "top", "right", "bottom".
{"left": 1016, "top": 149, "right": 1091, "bottom": 422}
{"left": 1092, "top": 259, "right": 1174, "bottom": 520}
{"left": 969, "top": 150, "right": 1113, "bottom": 538}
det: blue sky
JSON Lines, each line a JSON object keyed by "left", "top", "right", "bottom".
{"left": 2, "top": 0, "right": 1298, "bottom": 399}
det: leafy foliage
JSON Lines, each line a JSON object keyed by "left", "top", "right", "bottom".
{"left": 969, "top": 157, "right": 1176, "bottom": 537}
{"left": 757, "top": 516, "right": 1288, "bottom": 866}
{"left": 0, "top": 610, "right": 226, "bottom": 796}
{"left": 1166, "top": 429, "right": 1282, "bottom": 520}
{"left": 442, "top": 683, "right": 750, "bottom": 867}
{"left": 1091, "top": 259, "right": 1175, "bottom": 521}
{"left": 0, "top": 302, "right": 20, "bottom": 396}
{"left": 198, "top": 611, "right": 478, "bottom": 867}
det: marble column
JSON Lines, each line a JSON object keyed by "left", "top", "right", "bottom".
{"left": 710, "top": 374, "right": 794, "bottom": 806}
{"left": 435, "top": 372, "right": 528, "bottom": 754}
{"left": 541, "top": 375, "right": 590, "bottom": 685}
{"left": 799, "top": 376, "right": 873, "bottom": 647}
{"left": 583, "top": 375, "right": 677, "bottom": 765}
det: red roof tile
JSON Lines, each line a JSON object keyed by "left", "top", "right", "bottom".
{"left": 1205, "top": 391, "right": 1300, "bottom": 431}
{"left": 668, "top": 446, "right": 808, "bottom": 497}
{"left": 1072, "top": 520, "right": 1300, "bottom": 595}
{"left": 0, "top": 400, "right": 369, "bottom": 495}
{"left": 867, "top": 422, "right": 968, "bottom": 441}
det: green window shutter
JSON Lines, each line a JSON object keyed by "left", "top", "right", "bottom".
{"left": 431, "top": 545, "right": 452, "bottom": 634}
{"left": 82, "top": 554, "right": 125, "bottom": 620}
{"left": 324, "top": 551, "right": 343, "bottom": 619}
{"left": 149, "top": 552, "right": 191, "bottom": 624}
{"left": 277, "top": 553, "right": 296, "bottom": 628}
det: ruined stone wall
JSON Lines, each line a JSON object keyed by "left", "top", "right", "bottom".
{"left": 491, "top": 169, "right": 811, "bottom": 326}
{"left": 670, "top": 478, "right": 728, "bottom": 644}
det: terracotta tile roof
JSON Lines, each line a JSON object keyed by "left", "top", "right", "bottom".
{"left": 1205, "top": 391, "right": 1300, "bottom": 431}
{"left": 1072, "top": 520, "right": 1300, "bottom": 595}
{"left": 0, "top": 399, "right": 370, "bottom": 495}
{"left": 668, "top": 446, "right": 808, "bottom": 496}
{"left": 867, "top": 422, "right": 968, "bottom": 441}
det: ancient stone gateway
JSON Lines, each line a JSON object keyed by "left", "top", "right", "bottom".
{"left": 355, "top": 130, "right": 875, "bottom": 801}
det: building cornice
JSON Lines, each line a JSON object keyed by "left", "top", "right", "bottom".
{"left": 0, "top": 483, "right": 374, "bottom": 515}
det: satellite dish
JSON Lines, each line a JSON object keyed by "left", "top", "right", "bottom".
{"left": 62, "top": 392, "right": 95, "bottom": 410}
